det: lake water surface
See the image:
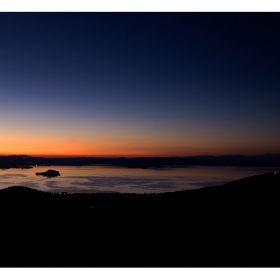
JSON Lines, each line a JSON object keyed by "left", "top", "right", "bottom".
{"left": 0, "top": 165, "right": 278, "bottom": 193}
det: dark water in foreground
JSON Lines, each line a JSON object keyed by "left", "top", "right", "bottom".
{"left": 0, "top": 165, "right": 278, "bottom": 193}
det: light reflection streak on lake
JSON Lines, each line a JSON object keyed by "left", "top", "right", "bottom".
{"left": 0, "top": 165, "right": 278, "bottom": 193}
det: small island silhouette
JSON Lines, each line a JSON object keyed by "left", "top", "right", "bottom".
{"left": 35, "top": 169, "right": 60, "bottom": 177}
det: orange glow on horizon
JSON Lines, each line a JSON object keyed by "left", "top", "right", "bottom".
{"left": 1, "top": 134, "right": 279, "bottom": 158}
{"left": 1, "top": 146, "right": 279, "bottom": 158}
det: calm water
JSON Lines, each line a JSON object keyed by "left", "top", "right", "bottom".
{"left": 0, "top": 165, "right": 278, "bottom": 193}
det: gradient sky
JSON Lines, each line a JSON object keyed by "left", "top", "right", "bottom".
{"left": 0, "top": 13, "right": 280, "bottom": 157}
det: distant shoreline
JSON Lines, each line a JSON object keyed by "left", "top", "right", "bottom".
{"left": 1, "top": 154, "right": 280, "bottom": 169}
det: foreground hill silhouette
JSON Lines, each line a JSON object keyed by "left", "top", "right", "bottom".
{"left": 1, "top": 171, "right": 280, "bottom": 267}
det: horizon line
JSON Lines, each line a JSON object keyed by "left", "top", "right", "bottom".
{"left": 1, "top": 153, "right": 279, "bottom": 158}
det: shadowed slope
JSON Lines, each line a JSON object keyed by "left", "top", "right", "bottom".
{"left": 0, "top": 172, "right": 280, "bottom": 267}
{"left": 201, "top": 171, "right": 280, "bottom": 192}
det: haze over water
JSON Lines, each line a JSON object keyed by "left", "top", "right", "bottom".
{"left": 0, "top": 165, "right": 277, "bottom": 193}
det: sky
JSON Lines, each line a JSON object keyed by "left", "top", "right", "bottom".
{"left": 0, "top": 12, "right": 280, "bottom": 157}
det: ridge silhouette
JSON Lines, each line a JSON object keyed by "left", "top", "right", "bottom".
{"left": 0, "top": 171, "right": 279, "bottom": 267}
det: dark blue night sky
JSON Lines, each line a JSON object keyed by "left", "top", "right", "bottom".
{"left": 0, "top": 13, "right": 280, "bottom": 156}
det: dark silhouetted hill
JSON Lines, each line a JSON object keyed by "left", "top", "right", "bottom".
{"left": 1, "top": 154, "right": 280, "bottom": 169}
{"left": 0, "top": 171, "right": 280, "bottom": 267}
{"left": 35, "top": 169, "right": 60, "bottom": 177}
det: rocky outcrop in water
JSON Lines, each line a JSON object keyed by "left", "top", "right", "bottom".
{"left": 36, "top": 169, "right": 60, "bottom": 177}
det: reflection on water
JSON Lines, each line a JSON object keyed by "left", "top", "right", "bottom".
{"left": 0, "top": 165, "right": 278, "bottom": 193}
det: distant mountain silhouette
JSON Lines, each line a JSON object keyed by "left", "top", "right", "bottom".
{"left": 1, "top": 154, "right": 280, "bottom": 169}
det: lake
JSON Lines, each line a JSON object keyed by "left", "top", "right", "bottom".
{"left": 0, "top": 165, "right": 278, "bottom": 193}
